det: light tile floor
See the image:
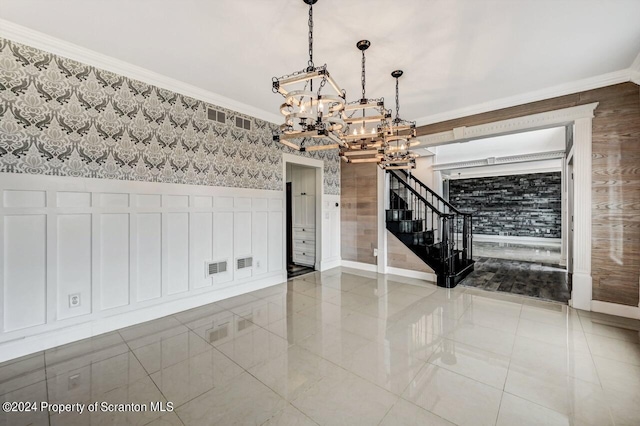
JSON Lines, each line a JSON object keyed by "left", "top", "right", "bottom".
{"left": 1, "top": 267, "right": 639, "bottom": 426}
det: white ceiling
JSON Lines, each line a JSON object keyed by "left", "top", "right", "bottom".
{"left": 1, "top": 0, "right": 639, "bottom": 125}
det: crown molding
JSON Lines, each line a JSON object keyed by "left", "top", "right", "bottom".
{"left": 631, "top": 51, "right": 640, "bottom": 72}
{"left": 631, "top": 52, "right": 640, "bottom": 85}
{"left": 0, "top": 19, "right": 282, "bottom": 124}
{"left": 433, "top": 150, "right": 565, "bottom": 171}
{"left": 418, "top": 102, "right": 599, "bottom": 148}
{"left": 415, "top": 69, "right": 631, "bottom": 127}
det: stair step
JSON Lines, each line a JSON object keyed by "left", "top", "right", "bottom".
{"left": 386, "top": 209, "right": 413, "bottom": 221}
{"left": 387, "top": 220, "right": 424, "bottom": 233}
{"left": 396, "top": 230, "right": 434, "bottom": 246}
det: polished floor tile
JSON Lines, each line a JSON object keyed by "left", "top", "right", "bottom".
{"left": 496, "top": 393, "right": 571, "bottom": 426}
{"left": 403, "top": 364, "right": 503, "bottom": 426}
{"left": 2, "top": 267, "right": 639, "bottom": 425}
{"left": 291, "top": 367, "right": 398, "bottom": 425}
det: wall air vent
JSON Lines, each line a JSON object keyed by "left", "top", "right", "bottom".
{"left": 207, "top": 108, "right": 226, "bottom": 124}
{"left": 236, "top": 256, "right": 253, "bottom": 270}
{"left": 235, "top": 117, "right": 251, "bottom": 130}
{"left": 206, "top": 260, "right": 227, "bottom": 276}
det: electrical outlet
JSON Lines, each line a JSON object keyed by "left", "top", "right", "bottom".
{"left": 373, "top": 248, "right": 378, "bottom": 257}
{"left": 256, "top": 260, "right": 260, "bottom": 268}
{"left": 69, "top": 293, "right": 81, "bottom": 308}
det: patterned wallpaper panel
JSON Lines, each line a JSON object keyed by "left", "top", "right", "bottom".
{"left": 0, "top": 38, "right": 340, "bottom": 194}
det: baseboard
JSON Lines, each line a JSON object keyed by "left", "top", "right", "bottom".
{"left": 0, "top": 273, "right": 286, "bottom": 363}
{"left": 386, "top": 267, "right": 437, "bottom": 283}
{"left": 340, "top": 260, "right": 378, "bottom": 273}
{"left": 471, "top": 234, "right": 561, "bottom": 246}
{"left": 319, "top": 257, "right": 342, "bottom": 272}
{"left": 591, "top": 300, "right": 640, "bottom": 320}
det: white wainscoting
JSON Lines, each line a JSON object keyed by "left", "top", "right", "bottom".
{"left": 0, "top": 173, "right": 292, "bottom": 362}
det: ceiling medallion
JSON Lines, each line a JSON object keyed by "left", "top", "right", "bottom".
{"left": 272, "top": 0, "right": 347, "bottom": 152}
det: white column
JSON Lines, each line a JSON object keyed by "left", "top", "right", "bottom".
{"left": 560, "top": 157, "right": 567, "bottom": 266}
{"left": 377, "top": 167, "right": 388, "bottom": 274}
{"left": 571, "top": 117, "right": 593, "bottom": 310}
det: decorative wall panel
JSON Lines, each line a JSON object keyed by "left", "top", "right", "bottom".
{"left": 449, "top": 172, "right": 562, "bottom": 238}
{"left": 0, "top": 38, "right": 340, "bottom": 194}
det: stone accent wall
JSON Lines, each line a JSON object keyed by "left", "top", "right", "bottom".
{"left": 449, "top": 172, "right": 561, "bottom": 238}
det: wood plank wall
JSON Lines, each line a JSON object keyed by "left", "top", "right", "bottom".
{"left": 340, "top": 163, "right": 378, "bottom": 265}
{"left": 417, "top": 83, "right": 640, "bottom": 306}
{"left": 387, "top": 231, "right": 433, "bottom": 273}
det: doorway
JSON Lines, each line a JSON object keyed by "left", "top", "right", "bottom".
{"left": 286, "top": 163, "right": 318, "bottom": 278}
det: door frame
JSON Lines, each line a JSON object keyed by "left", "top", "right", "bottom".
{"left": 282, "top": 153, "right": 324, "bottom": 271}
{"left": 416, "top": 102, "right": 599, "bottom": 311}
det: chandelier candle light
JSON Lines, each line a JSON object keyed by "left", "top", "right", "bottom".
{"left": 272, "top": 0, "right": 347, "bottom": 152}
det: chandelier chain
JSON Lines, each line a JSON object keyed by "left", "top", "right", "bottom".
{"left": 308, "top": 2, "right": 314, "bottom": 69}
{"left": 361, "top": 50, "right": 366, "bottom": 100}
{"left": 395, "top": 77, "right": 400, "bottom": 122}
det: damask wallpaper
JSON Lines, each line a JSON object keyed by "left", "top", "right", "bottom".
{"left": 0, "top": 38, "right": 340, "bottom": 194}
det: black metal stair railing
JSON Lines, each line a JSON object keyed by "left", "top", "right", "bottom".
{"left": 395, "top": 169, "right": 474, "bottom": 265}
{"left": 387, "top": 170, "right": 474, "bottom": 288}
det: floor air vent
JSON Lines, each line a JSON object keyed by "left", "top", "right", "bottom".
{"left": 206, "top": 260, "right": 227, "bottom": 276}
{"left": 237, "top": 257, "right": 253, "bottom": 269}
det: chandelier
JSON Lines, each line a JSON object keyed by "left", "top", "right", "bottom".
{"left": 272, "top": 0, "right": 347, "bottom": 152}
{"left": 380, "top": 70, "right": 418, "bottom": 170}
{"left": 339, "top": 40, "right": 389, "bottom": 165}
{"left": 342, "top": 40, "right": 390, "bottom": 149}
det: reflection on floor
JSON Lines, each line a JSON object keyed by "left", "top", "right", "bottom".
{"left": 287, "top": 263, "right": 315, "bottom": 279}
{"left": 462, "top": 257, "right": 569, "bottom": 303}
{"left": 473, "top": 241, "right": 562, "bottom": 264}
{"left": 2, "top": 267, "right": 639, "bottom": 425}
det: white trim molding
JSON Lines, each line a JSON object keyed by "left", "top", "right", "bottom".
{"left": 418, "top": 103, "right": 600, "bottom": 148}
{"left": 0, "top": 19, "right": 282, "bottom": 124}
{"left": 570, "top": 116, "right": 594, "bottom": 310}
{"left": 591, "top": 300, "right": 640, "bottom": 320}
{"left": 471, "top": 234, "right": 561, "bottom": 247}
{"left": 341, "top": 260, "right": 378, "bottom": 273}
{"left": 630, "top": 52, "right": 640, "bottom": 84}
{"left": 434, "top": 150, "right": 565, "bottom": 171}
{"left": 415, "top": 70, "right": 633, "bottom": 126}
{"left": 386, "top": 267, "right": 437, "bottom": 283}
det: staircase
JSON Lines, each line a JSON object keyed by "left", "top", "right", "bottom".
{"left": 386, "top": 170, "right": 475, "bottom": 288}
